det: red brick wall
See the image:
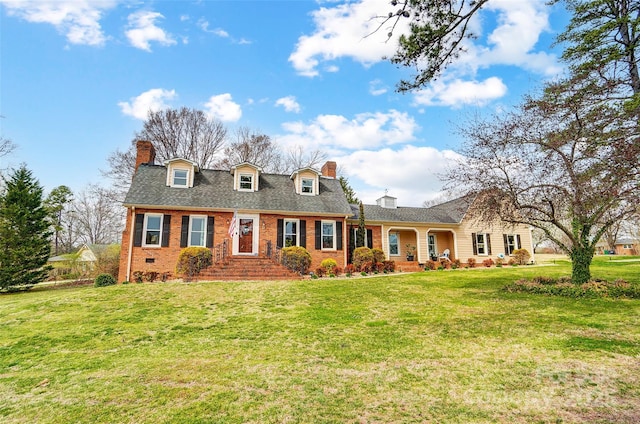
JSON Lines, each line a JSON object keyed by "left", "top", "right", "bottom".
{"left": 118, "top": 209, "right": 347, "bottom": 281}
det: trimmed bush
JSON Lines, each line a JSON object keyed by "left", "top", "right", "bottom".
{"left": 94, "top": 273, "right": 116, "bottom": 287}
{"left": 320, "top": 258, "right": 338, "bottom": 274}
{"left": 467, "top": 258, "right": 477, "bottom": 268}
{"left": 371, "top": 248, "right": 386, "bottom": 264}
{"left": 176, "top": 247, "right": 213, "bottom": 280}
{"left": 352, "top": 247, "right": 373, "bottom": 271}
{"left": 281, "top": 246, "right": 312, "bottom": 275}
{"left": 512, "top": 248, "right": 531, "bottom": 265}
{"left": 483, "top": 258, "right": 494, "bottom": 267}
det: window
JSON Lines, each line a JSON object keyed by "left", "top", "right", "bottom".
{"left": 239, "top": 174, "right": 253, "bottom": 191}
{"left": 172, "top": 169, "right": 188, "bottom": 187}
{"left": 284, "top": 219, "right": 298, "bottom": 247}
{"left": 428, "top": 234, "right": 437, "bottom": 258}
{"left": 504, "top": 234, "right": 519, "bottom": 255}
{"left": 322, "top": 221, "right": 335, "bottom": 249}
{"left": 623, "top": 244, "right": 632, "bottom": 249}
{"left": 389, "top": 232, "right": 399, "bottom": 255}
{"left": 352, "top": 227, "right": 368, "bottom": 247}
{"left": 189, "top": 216, "right": 207, "bottom": 247}
{"left": 301, "top": 178, "right": 314, "bottom": 194}
{"left": 143, "top": 214, "right": 163, "bottom": 247}
{"left": 474, "top": 233, "right": 490, "bottom": 255}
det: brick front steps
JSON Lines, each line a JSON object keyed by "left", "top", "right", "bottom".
{"left": 197, "top": 256, "right": 302, "bottom": 281}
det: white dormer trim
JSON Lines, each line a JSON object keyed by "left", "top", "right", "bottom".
{"left": 290, "top": 167, "right": 320, "bottom": 196}
{"left": 231, "top": 162, "right": 262, "bottom": 192}
{"left": 163, "top": 158, "right": 199, "bottom": 188}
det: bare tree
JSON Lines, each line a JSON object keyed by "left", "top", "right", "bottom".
{"left": 447, "top": 77, "right": 640, "bottom": 284}
{"left": 285, "top": 145, "right": 327, "bottom": 173}
{"left": 104, "top": 107, "right": 227, "bottom": 195}
{"left": 0, "top": 136, "right": 15, "bottom": 158}
{"left": 215, "top": 127, "right": 284, "bottom": 173}
{"left": 73, "top": 185, "right": 124, "bottom": 245}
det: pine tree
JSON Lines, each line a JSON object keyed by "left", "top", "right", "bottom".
{"left": 0, "top": 166, "right": 52, "bottom": 291}
{"left": 356, "top": 201, "right": 366, "bottom": 248}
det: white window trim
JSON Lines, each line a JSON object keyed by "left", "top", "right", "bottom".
{"left": 475, "top": 233, "right": 488, "bottom": 256}
{"left": 142, "top": 213, "right": 163, "bottom": 248}
{"left": 284, "top": 218, "right": 300, "bottom": 247}
{"left": 301, "top": 178, "right": 314, "bottom": 195}
{"left": 321, "top": 220, "right": 336, "bottom": 251}
{"left": 188, "top": 215, "right": 207, "bottom": 247}
{"left": 239, "top": 173, "right": 254, "bottom": 191}
{"left": 352, "top": 227, "right": 368, "bottom": 247}
{"left": 428, "top": 234, "right": 437, "bottom": 258}
{"left": 171, "top": 168, "right": 189, "bottom": 188}
{"left": 388, "top": 232, "right": 400, "bottom": 256}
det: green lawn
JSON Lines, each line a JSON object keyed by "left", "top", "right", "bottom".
{"left": 1, "top": 258, "right": 639, "bottom": 423}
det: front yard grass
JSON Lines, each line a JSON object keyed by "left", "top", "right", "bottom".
{"left": 1, "top": 259, "right": 639, "bottom": 423}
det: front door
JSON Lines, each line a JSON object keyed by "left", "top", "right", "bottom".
{"left": 238, "top": 218, "right": 254, "bottom": 253}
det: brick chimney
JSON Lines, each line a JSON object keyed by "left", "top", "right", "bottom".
{"left": 134, "top": 140, "right": 156, "bottom": 173}
{"left": 321, "top": 161, "right": 337, "bottom": 178}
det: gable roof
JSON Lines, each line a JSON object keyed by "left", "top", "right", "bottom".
{"left": 124, "top": 164, "right": 352, "bottom": 216}
{"left": 350, "top": 194, "right": 475, "bottom": 225}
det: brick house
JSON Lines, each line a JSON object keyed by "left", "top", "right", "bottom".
{"left": 118, "top": 141, "right": 535, "bottom": 281}
{"left": 118, "top": 141, "right": 352, "bottom": 282}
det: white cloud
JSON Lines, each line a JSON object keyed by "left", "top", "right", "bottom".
{"left": 413, "top": 77, "right": 508, "bottom": 107}
{"left": 337, "top": 146, "right": 463, "bottom": 206}
{"left": 278, "top": 110, "right": 418, "bottom": 152}
{"left": 0, "top": 0, "right": 117, "bottom": 46}
{"left": 198, "top": 19, "right": 229, "bottom": 37}
{"left": 125, "top": 10, "right": 176, "bottom": 52}
{"left": 275, "top": 96, "right": 301, "bottom": 113}
{"left": 204, "top": 94, "right": 242, "bottom": 122}
{"left": 369, "top": 79, "right": 388, "bottom": 96}
{"left": 289, "top": 0, "right": 408, "bottom": 76}
{"left": 118, "top": 88, "right": 176, "bottom": 120}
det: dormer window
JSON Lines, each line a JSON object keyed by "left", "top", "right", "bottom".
{"left": 239, "top": 174, "right": 254, "bottom": 191}
{"left": 172, "top": 169, "right": 188, "bottom": 187}
{"left": 301, "top": 178, "right": 314, "bottom": 194}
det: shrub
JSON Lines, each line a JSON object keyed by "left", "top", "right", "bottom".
{"left": 359, "top": 260, "right": 374, "bottom": 273}
{"left": 320, "top": 258, "right": 338, "bottom": 274}
{"left": 94, "top": 273, "right": 116, "bottom": 287}
{"left": 143, "top": 271, "right": 158, "bottom": 282}
{"left": 352, "top": 247, "right": 373, "bottom": 270}
{"left": 452, "top": 259, "right": 461, "bottom": 269}
{"left": 176, "top": 247, "right": 213, "bottom": 279}
{"left": 281, "top": 246, "right": 312, "bottom": 274}
{"left": 132, "top": 271, "right": 144, "bottom": 283}
{"left": 315, "top": 267, "right": 326, "bottom": 277}
{"left": 512, "top": 248, "right": 531, "bottom": 265}
{"left": 344, "top": 264, "right": 355, "bottom": 276}
{"left": 333, "top": 267, "right": 342, "bottom": 276}
{"left": 467, "top": 258, "right": 477, "bottom": 268}
{"left": 483, "top": 258, "right": 494, "bottom": 267}
{"left": 382, "top": 261, "right": 395, "bottom": 272}
{"left": 425, "top": 260, "right": 437, "bottom": 270}
{"left": 371, "top": 248, "right": 386, "bottom": 264}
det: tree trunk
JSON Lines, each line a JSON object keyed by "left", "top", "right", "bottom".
{"left": 569, "top": 245, "right": 594, "bottom": 284}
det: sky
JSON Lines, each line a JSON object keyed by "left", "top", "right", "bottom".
{"left": 0, "top": 0, "right": 568, "bottom": 206}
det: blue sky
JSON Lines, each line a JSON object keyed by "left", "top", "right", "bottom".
{"left": 1, "top": 0, "right": 567, "bottom": 206}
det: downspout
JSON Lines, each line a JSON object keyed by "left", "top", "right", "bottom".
{"left": 344, "top": 215, "right": 349, "bottom": 267}
{"left": 126, "top": 206, "right": 135, "bottom": 282}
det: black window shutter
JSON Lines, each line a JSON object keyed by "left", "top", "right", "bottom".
{"left": 472, "top": 233, "right": 477, "bottom": 255}
{"left": 276, "top": 219, "right": 284, "bottom": 248}
{"left": 162, "top": 215, "right": 171, "bottom": 247}
{"left": 315, "top": 221, "right": 321, "bottom": 250}
{"left": 503, "top": 234, "right": 509, "bottom": 254}
{"left": 300, "top": 220, "right": 306, "bottom": 248}
{"left": 367, "top": 229, "right": 373, "bottom": 249}
{"left": 206, "top": 217, "right": 214, "bottom": 248}
{"left": 180, "top": 216, "right": 189, "bottom": 248}
{"left": 133, "top": 214, "right": 144, "bottom": 247}
{"left": 337, "top": 221, "right": 343, "bottom": 250}
{"left": 516, "top": 234, "right": 521, "bottom": 250}
{"left": 486, "top": 234, "right": 492, "bottom": 255}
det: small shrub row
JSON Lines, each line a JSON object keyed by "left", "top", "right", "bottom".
{"left": 132, "top": 270, "right": 172, "bottom": 283}
{"left": 504, "top": 277, "right": 640, "bottom": 299}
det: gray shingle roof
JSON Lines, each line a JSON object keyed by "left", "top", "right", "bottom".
{"left": 351, "top": 194, "right": 474, "bottom": 225}
{"left": 124, "top": 164, "right": 353, "bottom": 216}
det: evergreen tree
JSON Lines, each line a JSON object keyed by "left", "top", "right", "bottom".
{"left": 339, "top": 176, "right": 359, "bottom": 204}
{"left": 356, "top": 201, "right": 366, "bottom": 248}
{"left": 0, "top": 166, "right": 52, "bottom": 291}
